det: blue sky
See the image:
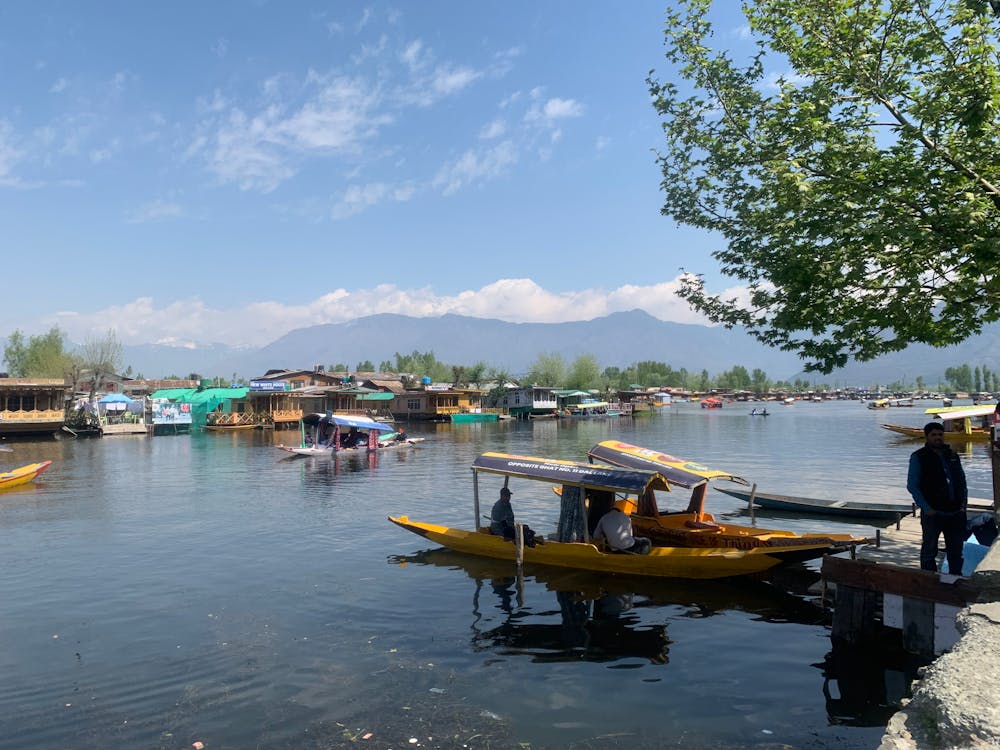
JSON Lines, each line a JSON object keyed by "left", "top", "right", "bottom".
{"left": 1, "top": 1, "right": 753, "bottom": 349}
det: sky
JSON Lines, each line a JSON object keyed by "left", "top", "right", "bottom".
{"left": 0, "top": 1, "right": 756, "bottom": 349}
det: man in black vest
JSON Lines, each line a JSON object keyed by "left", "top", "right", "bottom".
{"left": 906, "top": 422, "right": 968, "bottom": 574}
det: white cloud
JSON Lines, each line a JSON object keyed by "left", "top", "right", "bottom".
{"left": 433, "top": 140, "right": 518, "bottom": 195}
{"left": 478, "top": 119, "right": 506, "bottom": 139}
{"left": 38, "top": 277, "right": 715, "bottom": 348}
{"left": 0, "top": 121, "right": 23, "bottom": 180}
{"left": 331, "top": 181, "right": 416, "bottom": 219}
{"left": 400, "top": 39, "right": 425, "bottom": 70}
{"left": 200, "top": 74, "right": 389, "bottom": 191}
{"left": 211, "top": 38, "right": 229, "bottom": 58}
{"left": 49, "top": 77, "right": 69, "bottom": 94}
{"left": 430, "top": 65, "right": 480, "bottom": 96}
{"left": 127, "top": 199, "right": 184, "bottom": 223}
{"left": 525, "top": 97, "right": 583, "bottom": 124}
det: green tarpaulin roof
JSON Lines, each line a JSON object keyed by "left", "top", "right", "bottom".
{"left": 355, "top": 392, "right": 394, "bottom": 401}
{"left": 150, "top": 387, "right": 249, "bottom": 404}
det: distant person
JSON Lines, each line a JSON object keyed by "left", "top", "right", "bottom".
{"left": 593, "top": 501, "right": 651, "bottom": 555}
{"left": 907, "top": 422, "right": 968, "bottom": 575}
{"left": 394, "top": 427, "right": 407, "bottom": 443}
{"left": 490, "top": 487, "right": 542, "bottom": 546}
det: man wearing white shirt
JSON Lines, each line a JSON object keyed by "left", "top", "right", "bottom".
{"left": 593, "top": 503, "right": 650, "bottom": 554}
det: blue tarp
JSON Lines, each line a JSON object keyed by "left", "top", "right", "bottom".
{"left": 98, "top": 393, "right": 135, "bottom": 404}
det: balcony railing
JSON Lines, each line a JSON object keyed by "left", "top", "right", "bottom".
{"left": 0, "top": 409, "right": 65, "bottom": 423}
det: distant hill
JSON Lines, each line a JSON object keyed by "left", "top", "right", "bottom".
{"left": 205, "top": 310, "right": 806, "bottom": 380}
{"left": 7, "top": 311, "right": 1000, "bottom": 386}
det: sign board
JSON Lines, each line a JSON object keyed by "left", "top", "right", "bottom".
{"left": 250, "top": 380, "right": 290, "bottom": 392}
{"left": 151, "top": 401, "right": 192, "bottom": 425}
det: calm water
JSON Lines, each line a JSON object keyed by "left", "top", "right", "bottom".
{"left": 0, "top": 401, "right": 992, "bottom": 750}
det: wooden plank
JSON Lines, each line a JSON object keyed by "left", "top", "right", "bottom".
{"left": 901, "top": 597, "right": 935, "bottom": 655}
{"left": 831, "top": 584, "right": 879, "bottom": 643}
{"left": 822, "top": 555, "right": 976, "bottom": 607}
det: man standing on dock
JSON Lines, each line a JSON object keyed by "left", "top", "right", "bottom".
{"left": 907, "top": 422, "right": 968, "bottom": 575}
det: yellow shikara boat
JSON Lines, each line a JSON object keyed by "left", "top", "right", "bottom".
{"left": 0, "top": 461, "right": 52, "bottom": 491}
{"left": 586, "top": 441, "right": 872, "bottom": 561}
{"left": 882, "top": 403, "right": 998, "bottom": 442}
{"left": 389, "top": 452, "right": 855, "bottom": 580}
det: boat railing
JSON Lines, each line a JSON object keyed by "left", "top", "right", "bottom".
{"left": 0, "top": 408, "right": 65, "bottom": 423}
{"left": 207, "top": 412, "right": 261, "bottom": 426}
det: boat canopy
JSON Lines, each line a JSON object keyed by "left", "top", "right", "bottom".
{"left": 587, "top": 440, "right": 748, "bottom": 489}
{"left": 472, "top": 452, "right": 671, "bottom": 495}
{"left": 302, "top": 412, "right": 395, "bottom": 432}
{"left": 925, "top": 404, "right": 997, "bottom": 421}
{"left": 355, "top": 392, "right": 395, "bottom": 401}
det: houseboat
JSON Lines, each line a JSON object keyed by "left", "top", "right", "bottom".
{"left": 0, "top": 377, "right": 68, "bottom": 438}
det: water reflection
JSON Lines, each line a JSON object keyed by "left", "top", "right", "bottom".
{"left": 390, "top": 549, "right": 830, "bottom": 667}
{"left": 818, "top": 641, "right": 927, "bottom": 727}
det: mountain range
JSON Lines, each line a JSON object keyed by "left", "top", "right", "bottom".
{"left": 98, "top": 310, "right": 1000, "bottom": 387}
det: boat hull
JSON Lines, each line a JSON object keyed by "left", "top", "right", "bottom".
{"left": 388, "top": 516, "right": 784, "bottom": 579}
{"left": 716, "top": 488, "right": 912, "bottom": 521}
{"left": 629, "top": 512, "right": 869, "bottom": 562}
{"left": 0, "top": 461, "right": 52, "bottom": 490}
{"left": 881, "top": 423, "right": 990, "bottom": 441}
{"left": 450, "top": 413, "right": 499, "bottom": 423}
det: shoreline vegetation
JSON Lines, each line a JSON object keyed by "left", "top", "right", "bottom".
{"left": 3, "top": 328, "right": 1000, "bottom": 397}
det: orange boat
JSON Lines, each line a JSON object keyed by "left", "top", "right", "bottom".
{"left": 0, "top": 461, "right": 52, "bottom": 491}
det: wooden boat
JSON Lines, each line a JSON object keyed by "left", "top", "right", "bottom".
{"left": 700, "top": 397, "right": 723, "bottom": 409}
{"left": 881, "top": 403, "right": 998, "bottom": 442}
{"left": 867, "top": 397, "right": 914, "bottom": 409}
{"left": 586, "top": 441, "right": 871, "bottom": 561}
{"left": 0, "top": 461, "right": 52, "bottom": 490}
{"left": 389, "top": 452, "right": 862, "bottom": 580}
{"left": 715, "top": 487, "right": 913, "bottom": 521}
{"left": 205, "top": 423, "right": 259, "bottom": 432}
{"left": 749, "top": 408, "right": 769, "bottom": 416}
{"left": 278, "top": 413, "right": 420, "bottom": 456}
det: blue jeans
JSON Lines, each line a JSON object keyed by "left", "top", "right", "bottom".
{"left": 920, "top": 511, "right": 967, "bottom": 574}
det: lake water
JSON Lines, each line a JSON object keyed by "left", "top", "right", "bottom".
{"left": 1, "top": 400, "right": 992, "bottom": 750}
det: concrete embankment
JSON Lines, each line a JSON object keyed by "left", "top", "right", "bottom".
{"left": 879, "top": 543, "right": 1000, "bottom": 750}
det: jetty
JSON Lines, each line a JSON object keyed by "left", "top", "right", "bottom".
{"left": 818, "top": 461, "right": 1000, "bottom": 747}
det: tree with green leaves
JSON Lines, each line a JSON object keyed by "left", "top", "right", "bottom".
{"left": 525, "top": 352, "right": 567, "bottom": 387}
{"left": 945, "top": 364, "right": 973, "bottom": 392}
{"left": 650, "top": 0, "right": 1000, "bottom": 373}
{"left": 565, "top": 354, "right": 602, "bottom": 390}
{"left": 465, "top": 361, "right": 487, "bottom": 387}
{"left": 3, "top": 327, "right": 74, "bottom": 378}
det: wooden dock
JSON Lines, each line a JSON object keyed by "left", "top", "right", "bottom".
{"left": 822, "top": 501, "right": 995, "bottom": 656}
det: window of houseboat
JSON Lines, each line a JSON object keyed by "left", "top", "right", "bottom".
{"left": 407, "top": 398, "right": 421, "bottom": 410}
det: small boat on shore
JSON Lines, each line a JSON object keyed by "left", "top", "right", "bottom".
{"left": 881, "top": 403, "right": 998, "bottom": 442}
{"left": 586, "top": 441, "right": 871, "bottom": 560}
{"left": 390, "top": 452, "right": 868, "bottom": 579}
{"left": 0, "top": 461, "right": 52, "bottom": 491}
{"left": 279, "top": 414, "right": 421, "bottom": 456}
{"left": 715, "top": 487, "right": 913, "bottom": 521}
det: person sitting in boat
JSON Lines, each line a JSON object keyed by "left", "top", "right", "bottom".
{"left": 341, "top": 427, "right": 361, "bottom": 448}
{"left": 490, "top": 487, "right": 542, "bottom": 546}
{"left": 393, "top": 428, "right": 407, "bottom": 443}
{"left": 593, "top": 500, "right": 651, "bottom": 555}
